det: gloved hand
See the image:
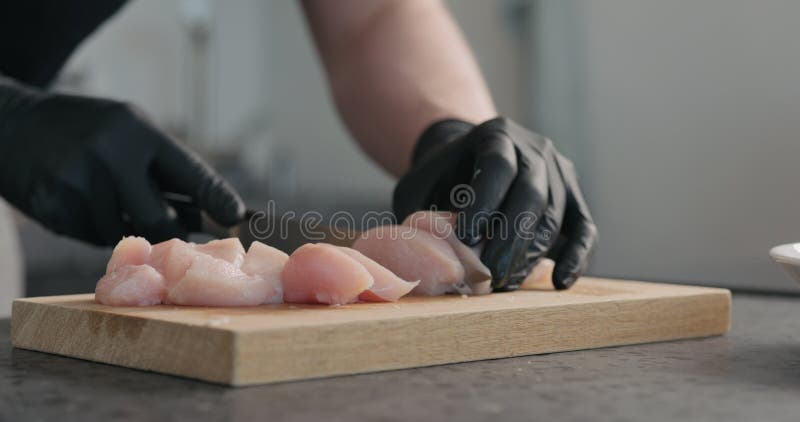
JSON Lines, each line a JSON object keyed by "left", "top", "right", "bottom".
{"left": 394, "top": 117, "right": 597, "bottom": 291}
{"left": 0, "top": 76, "right": 245, "bottom": 245}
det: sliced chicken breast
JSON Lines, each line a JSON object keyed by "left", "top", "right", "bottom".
{"left": 402, "top": 211, "right": 492, "bottom": 295}
{"left": 95, "top": 264, "right": 166, "bottom": 306}
{"left": 105, "top": 236, "right": 151, "bottom": 274}
{"left": 195, "top": 238, "right": 246, "bottom": 267}
{"left": 149, "top": 238, "right": 197, "bottom": 289}
{"left": 282, "top": 243, "right": 374, "bottom": 305}
{"left": 352, "top": 226, "right": 464, "bottom": 296}
{"left": 241, "top": 241, "right": 288, "bottom": 304}
{"left": 326, "top": 244, "right": 419, "bottom": 302}
{"left": 167, "top": 253, "right": 272, "bottom": 307}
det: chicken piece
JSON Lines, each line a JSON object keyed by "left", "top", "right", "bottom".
{"left": 352, "top": 226, "right": 464, "bottom": 296}
{"left": 327, "top": 245, "right": 419, "bottom": 302}
{"left": 95, "top": 264, "right": 166, "bottom": 306}
{"left": 282, "top": 243, "right": 374, "bottom": 305}
{"left": 241, "top": 241, "right": 288, "bottom": 304}
{"left": 149, "top": 239, "right": 197, "bottom": 289}
{"left": 520, "top": 258, "right": 556, "bottom": 290}
{"left": 402, "top": 211, "right": 492, "bottom": 295}
{"left": 167, "top": 253, "right": 271, "bottom": 307}
{"left": 195, "top": 238, "right": 246, "bottom": 267}
{"left": 105, "top": 236, "right": 151, "bottom": 274}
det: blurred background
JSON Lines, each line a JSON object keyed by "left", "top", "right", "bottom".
{"left": 2, "top": 0, "right": 800, "bottom": 317}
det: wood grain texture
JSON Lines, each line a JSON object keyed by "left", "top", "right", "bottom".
{"left": 11, "top": 278, "right": 731, "bottom": 386}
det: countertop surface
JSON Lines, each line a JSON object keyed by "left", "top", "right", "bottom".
{"left": 2, "top": 292, "right": 800, "bottom": 422}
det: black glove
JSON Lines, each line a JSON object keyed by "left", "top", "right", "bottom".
{"left": 394, "top": 117, "right": 597, "bottom": 291}
{"left": 0, "top": 76, "right": 245, "bottom": 245}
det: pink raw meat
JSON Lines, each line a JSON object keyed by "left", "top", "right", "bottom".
{"left": 241, "top": 241, "right": 288, "bottom": 304}
{"left": 95, "top": 264, "right": 166, "bottom": 306}
{"left": 282, "top": 243, "right": 374, "bottom": 305}
{"left": 195, "top": 238, "right": 245, "bottom": 267}
{"left": 150, "top": 238, "right": 250, "bottom": 290}
{"left": 167, "top": 253, "right": 272, "bottom": 307}
{"left": 352, "top": 226, "right": 464, "bottom": 296}
{"left": 327, "top": 244, "right": 419, "bottom": 302}
{"left": 105, "top": 236, "right": 151, "bottom": 274}
{"left": 402, "top": 211, "right": 492, "bottom": 295}
{"left": 520, "top": 258, "right": 556, "bottom": 289}
{"left": 149, "top": 238, "right": 197, "bottom": 289}
{"left": 99, "top": 232, "right": 427, "bottom": 307}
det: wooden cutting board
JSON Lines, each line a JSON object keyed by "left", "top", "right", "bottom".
{"left": 11, "top": 277, "right": 730, "bottom": 386}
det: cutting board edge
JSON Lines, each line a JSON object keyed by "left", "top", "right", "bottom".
{"left": 10, "top": 281, "right": 731, "bottom": 386}
{"left": 10, "top": 278, "right": 732, "bottom": 333}
{"left": 228, "top": 289, "right": 731, "bottom": 386}
{"left": 10, "top": 299, "right": 239, "bottom": 385}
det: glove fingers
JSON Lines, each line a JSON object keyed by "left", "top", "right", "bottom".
{"left": 154, "top": 141, "right": 245, "bottom": 227}
{"left": 116, "top": 174, "right": 186, "bottom": 243}
{"left": 481, "top": 155, "right": 549, "bottom": 289}
{"left": 393, "top": 141, "right": 467, "bottom": 222}
{"left": 165, "top": 196, "right": 204, "bottom": 233}
{"left": 551, "top": 155, "right": 598, "bottom": 290}
{"left": 550, "top": 221, "right": 596, "bottom": 290}
{"left": 515, "top": 153, "right": 568, "bottom": 278}
{"left": 456, "top": 130, "right": 518, "bottom": 245}
{"left": 392, "top": 170, "right": 435, "bottom": 223}
{"left": 30, "top": 181, "right": 100, "bottom": 245}
{"left": 89, "top": 166, "right": 127, "bottom": 245}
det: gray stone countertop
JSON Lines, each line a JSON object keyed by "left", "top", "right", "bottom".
{"left": 2, "top": 293, "right": 800, "bottom": 422}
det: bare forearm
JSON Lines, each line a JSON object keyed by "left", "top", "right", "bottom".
{"left": 301, "top": 0, "right": 497, "bottom": 176}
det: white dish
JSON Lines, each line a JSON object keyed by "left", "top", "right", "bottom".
{"left": 769, "top": 243, "right": 800, "bottom": 284}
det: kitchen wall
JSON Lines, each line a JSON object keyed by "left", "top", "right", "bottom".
{"left": 530, "top": 0, "right": 800, "bottom": 291}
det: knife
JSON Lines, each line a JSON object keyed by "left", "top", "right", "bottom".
{"left": 223, "top": 209, "right": 360, "bottom": 252}
{"left": 162, "top": 193, "right": 359, "bottom": 252}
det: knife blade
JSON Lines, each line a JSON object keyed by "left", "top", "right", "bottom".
{"left": 162, "top": 193, "right": 359, "bottom": 252}
{"left": 192, "top": 209, "right": 359, "bottom": 253}
{"left": 226, "top": 209, "right": 360, "bottom": 252}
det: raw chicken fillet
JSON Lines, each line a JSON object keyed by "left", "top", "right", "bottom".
{"left": 167, "top": 253, "right": 273, "bottom": 307}
{"left": 95, "top": 237, "right": 420, "bottom": 307}
{"left": 353, "top": 211, "right": 495, "bottom": 296}
{"left": 96, "top": 211, "right": 554, "bottom": 307}
{"left": 95, "top": 264, "right": 165, "bottom": 307}
{"left": 401, "top": 211, "right": 492, "bottom": 295}
{"left": 335, "top": 246, "right": 420, "bottom": 302}
{"left": 353, "top": 226, "right": 464, "bottom": 295}
{"left": 282, "top": 243, "right": 374, "bottom": 305}
{"left": 96, "top": 237, "right": 287, "bottom": 307}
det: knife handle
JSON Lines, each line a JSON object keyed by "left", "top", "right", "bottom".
{"left": 161, "top": 192, "right": 241, "bottom": 239}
